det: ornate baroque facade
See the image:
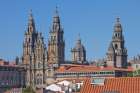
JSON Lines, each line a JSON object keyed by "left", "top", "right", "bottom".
{"left": 22, "top": 11, "right": 48, "bottom": 88}
{"left": 22, "top": 9, "right": 65, "bottom": 88}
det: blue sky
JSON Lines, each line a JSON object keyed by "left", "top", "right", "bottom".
{"left": 0, "top": 0, "right": 140, "bottom": 61}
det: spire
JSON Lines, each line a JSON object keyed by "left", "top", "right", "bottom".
{"left": 29, "top": 9, "right": 33, "bottom": 21}
{"left": 51, "top": 7, "right": 61, "bottom": 32}
{"left": 116, "top": 17, "right": 120, "bottom": 22}
{"left": 54, "top": 6, "right": 59, "bottom": 17}
{"left": 28, "top": 9, "right": 36, "bottom": 33}
{"left": 114, "top": 17, "right": 122, "bottom": 32}
{"left": 76, "top": 33, "right": 81, "bottom": 45}
{"left": 75, "top": 34, "right": 84, "bottom": 50}
{"left": 53, "top": 6, "right": 60, "bottom": 24}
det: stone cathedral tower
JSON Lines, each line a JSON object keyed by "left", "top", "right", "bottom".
{"left": 22, "top": 11, "right": 48, "bottom": 88}
{"left": 106, "top": 18, "right": 127, "bottom": 68}
{"left": 47, "top": 8, "right": 65, "bottom": 68}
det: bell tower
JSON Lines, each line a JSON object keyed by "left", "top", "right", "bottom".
{"left": 47, "top": 7, "right": 65, "bottom": 68}
{"left": 22, "top": 10, "right": 48, "bottom": 88}
{"left": 22, "top": 10, "right": 37, "bottom": 86}
{"left": 23, "top": 10, "right": 36, "bottom": 65}
{"left": 106, "top": 18, "right": 127, "bottom": 68}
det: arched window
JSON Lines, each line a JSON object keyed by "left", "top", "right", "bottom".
{"left": 36, "top": 74, "right": 43, "bottom": 85}
{"left": 39, "top": 78, "right": 42, "bottom": 84}
{"left": 38, "top": 62, "right": 42, "bottom": 68}
{"left": 118, "top": 33, "right": 120, "bottom": 37}
{"left": 115, "top": 44, "right": 118, "bottom": 49}
{"left": 115, "top": 33, "right": 117, "bottom": 37}
{"left": 54, "top": 36, "right": 56, "bottom": 41}
{"left": 37, "top": 78, "right": 39, "bottom": 85}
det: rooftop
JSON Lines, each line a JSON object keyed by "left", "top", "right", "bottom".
{"left": 57, "top": 64, "right": 133, "bottom": 73}
{"left": 0, "top": 59, "right": 17, "bottom": 67}
{"left": 80, "top": 77, "right": 140, "bottom": 93}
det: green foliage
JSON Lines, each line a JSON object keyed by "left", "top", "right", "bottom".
{"left": 127, "top": 72, "right": 133, "bottom": 77}
{"left": 22, "top": 86, "right": 35, "bottom": 93}
{"left": 138, "top": 69, "right": 140, "bottom": 74}
{"left": 128, "top": 69, "right": 140, "bottom": 77}
{"left": 133, "top": 69, "right": 140, "bottom": 76}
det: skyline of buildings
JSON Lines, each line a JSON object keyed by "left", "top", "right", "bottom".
{"left": 20, "top": 7, "right": 130, "bottom": 89}
{"left": 0, "top": 9, "right": 139, "bottom": 62}
{"left": 0, "top": 1, "right": 140, "bottom": 92}
{"left": 0, "top": 1, "right": 140, "bottom": 61}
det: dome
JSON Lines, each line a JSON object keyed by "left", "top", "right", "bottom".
{"left": 73, "top": 38, "right": 85, "bottom": 51}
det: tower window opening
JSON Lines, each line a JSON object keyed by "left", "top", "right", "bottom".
{"left": 115, "top": 44, "right": 118, "bottom": 49}
{"left": 115, "top": 33, "right": 117, "bottom": 37}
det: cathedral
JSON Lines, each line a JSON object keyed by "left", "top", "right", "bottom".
{"left": 22, "top": 10, "right": 48, "bottom": 88}
{"left": 22, "top": 9, "right": 128, "bottom": 89}
{"left": 47, "top": 9, "right": 65, "bottom": 68}
{"left": 22, "top": 9, "right": 66, "bottom": 88}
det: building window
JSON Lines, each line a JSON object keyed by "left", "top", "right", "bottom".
{"left": 54, "top": 36, "right": 56, "bottom": 41}
{"left": 38, "top": 62, "right": 42, "bottom": 68}
{"left": 36, "top": 74, "right": 42, "bottom": 85}
{"left": 37, "top": 78, "right": 39, "bottom": 85}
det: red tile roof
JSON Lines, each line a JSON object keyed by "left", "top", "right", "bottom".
{"left": 57, "top": 65, "right": 133, "bottom": 73}
{"left": 80, "top": 77, "right": 140, "bottom": 93}
{"left": 0, "top": 60, "right": 9, "bottom": 65}
{"left": 0, "top": 59, "right": 16, "bottom": 66}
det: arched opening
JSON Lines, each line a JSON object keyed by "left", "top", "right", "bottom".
{"left": 115, "top": 44, "right": 118, "bottom": 49}
{"left": 38, "top": 62, "right": 42, "bottom": 68}
{"left": 36, "top": 74, "right": 43, "bottom": 85}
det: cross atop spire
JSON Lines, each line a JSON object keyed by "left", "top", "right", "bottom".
{"left": 55, "top": 6, "right": 59, "bottom": 15}
{"left": 78, "top": 33, "right": 81, "bottom": 41}
{"left": 77, "top": 33, "right": 82, "bottom": 44}
{"left": 28, "top": 9, "right": 34, "bottom": 23}
{"left": 116, "top": 17, "right": 120, "bottom": 23}
{"left": 114, "top": 17, "right": 122, "bottom": 32}
{"left": 27, "top": 9, "right": 36, "bottom": 33}
{"left": 51, "top": 6, "right": 61, "bottom": 32}
{"left": 54, "top": 6, "right": 59, "bottom": 17}
{"left": 29, "top": 9, "right": 33, "bottom": 19}
{"left": 76, "top": 33, "right": 82, "bottom": 46}
{"left": 52, "top": 6, "right": 60, "bottom": 24}
{"left": 28, "top": 9, "right": 34, "bottom": 25}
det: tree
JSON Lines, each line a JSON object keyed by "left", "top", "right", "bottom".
{"left": 133, "top": 69, "right": 140, "bottom": 76}
{"left": 127, "top": 72, "right": 133, "bottom": 77}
